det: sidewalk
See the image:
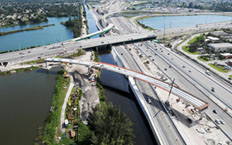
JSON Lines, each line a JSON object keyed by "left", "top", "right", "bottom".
{"left": 60, "top": 74, "right": 74, "bottom": 133}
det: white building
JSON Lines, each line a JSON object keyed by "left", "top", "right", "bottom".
{"left": 208, "top": 43, "right": 232, "bottom": 52}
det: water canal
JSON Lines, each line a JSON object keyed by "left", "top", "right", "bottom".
{"left": 84, "top": 4, "right": 156, "bottom": 145}
{"left": 138, "top": 15, "right": 232, "bottom": 29}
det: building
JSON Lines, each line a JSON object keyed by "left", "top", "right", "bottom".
{"left": 208, "top": 43, "right": 232, "bottom": 52}
{"left": 207, "top": 36, "right": 219, "bottom": 42}
{"left": 221, "top": 53, "right": 232, "bottom": 59}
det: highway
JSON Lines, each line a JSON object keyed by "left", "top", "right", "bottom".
{"left": 93, "top": 1, "right": 232, "bottom": 142}
{"left": 104, "top": 12, "right": 232, "bottom": 140}
{"left": 0, "top": 32, "right": 155, "bottom": 65}
{"left": 97, "top": 6, "right": 187, "bottom": 144}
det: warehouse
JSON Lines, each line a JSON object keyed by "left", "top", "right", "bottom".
{"left": 208, "top": 43, "right": 232, "bottom": 52}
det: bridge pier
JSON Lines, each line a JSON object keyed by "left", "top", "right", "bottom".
{"left": 45, "top": 62, "right": 48, "bottom": 69}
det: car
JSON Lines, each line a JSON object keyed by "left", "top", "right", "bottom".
{"left": 228, "top": 77, "right": 232, "bottom": 80}
{"left": 215, "top": 119, "right": 220, "bottom": 124}
{"left": 164, "top": 68, "right": 167, "bottom": 71}
{"left": 211, "top": 87, "right": 215, "bottom": 92}
{"left": 213, "top": 110, "right": 217, "bottom": 114}
{"left": 182, "top": 66, "right": 185, "bottom": 68}
{"left": 148, "top": 98, "right": 152, "bottom": 104}
{"left": 220, "top": 120, "right": 225, "bottom": 125}
{"left": 167, "top": 53, "right": 170, "bottom": 55}
{"left": 169, "top": 65, "right": 171, "bottom": 68}
{"left": 189, "top": 70, "right": 191, "bottom": 72}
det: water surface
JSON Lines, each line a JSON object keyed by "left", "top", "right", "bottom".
{"left": 0, "top": 69, "right": 57, "bottom": 145}
{"left": 0, "top": 17, "right": 74, "bottom": 52}
{"left": 139, "top": 15, "right": 232, "bottom": 29}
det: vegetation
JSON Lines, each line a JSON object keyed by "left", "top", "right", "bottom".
{"left": 182, "top": 45, "right": 200, "bottom": 55}
{"left": 43, "top": 70, "right": 70, "bottom": 144}
{"left": 87, "top": 103, "right": 134, "bottom": 145}
{"left": 197, "top": 56, "right": 210, "bottom": 62}
{"left": 61, "top": 4, "right": 83, "bottom": 38}
{"left": 23, "top": 59, "right": 45, "bottom": 64}
{"left": 0, "top": 66, "right": 39, "bottom": 75}
{"left": 208, "top": 63, "right": 228, "bottom": 73}
{"left": 0, "top": 24, "right": 54, "bottom": 36}
{"left": 69, "top": 49, "right": 86, "bottom": 58}
{"left": 229, "top": 75, "right": 232, "bottom": 79}
{"left": 136, "top": 20, "right": 156, "bottom": 31}
{"left": 0, "top": 2, "right": 81, "bottom": 28}
{"left": 187, "top": 35, "right": 205, "bottom": 52}
{"left": 96, "top": 71, "right": 106, "bottom": 104}
{"left": 94, "top": 51, "right": 100, "bottom": 62}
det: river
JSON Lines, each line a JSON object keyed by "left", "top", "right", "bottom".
{"left": 0, "top": 17, "right": 74, "bottom": 52}
{"left": 0, "top": 4, "right": 157, "bottom": 145}
{"left": 0, "top": 69, "right": 58, "bottom": 145}
{"left": 138, "top": 15, "right": 232, "bottom": 29}
{"left": 85, "top": 4, "right": 156, "bottom": 145}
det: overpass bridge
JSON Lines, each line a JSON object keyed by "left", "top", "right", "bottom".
{"left": 72, "top": 24, "right": 114, "bottom": 41}
{"left": 76, "top": 32, "right": 156, "bottom": 50}
{"left": 45, "top": 58, "right": 209, "bottom": 111}
{"left": 0, "top": 30, "right": 156, "bottom": 66}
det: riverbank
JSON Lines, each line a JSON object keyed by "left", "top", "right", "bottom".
{"left": 41, "top": 70, "right": 70, "bottom": 144}
{"left": 0, "top": 24, "right": 55, "bottom": 37}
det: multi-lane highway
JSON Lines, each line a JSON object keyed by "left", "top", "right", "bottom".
{"left": 103, "top": 10, "right": 232, "bottom": 140}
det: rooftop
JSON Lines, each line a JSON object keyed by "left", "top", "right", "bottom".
{"left": 208, "top": 43, "right": 232, "bottom": 48}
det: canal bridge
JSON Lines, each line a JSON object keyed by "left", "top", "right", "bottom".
{"left": 45, "top": 58, "right": 209, "bottom": 111}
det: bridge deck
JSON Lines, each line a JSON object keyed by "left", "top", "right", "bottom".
{"left": 45, "top": 58, "right": 209, "bottom": 111}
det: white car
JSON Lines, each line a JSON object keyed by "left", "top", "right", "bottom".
{"left": 220, "top": 120, "right": 225, "bottom": 125}
{"left": 215, "top": 119, "right": 220, "bottom": 124}
{"left": 148, "top": 98, "right": 152, "bottom": 104}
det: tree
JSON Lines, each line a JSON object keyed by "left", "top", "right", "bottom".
{"left": 87, "top": 103, "right": 134, "bottom": 145}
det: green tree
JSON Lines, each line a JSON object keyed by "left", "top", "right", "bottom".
{"left": 87, "top": 103, "right": 134, "bottom": 145}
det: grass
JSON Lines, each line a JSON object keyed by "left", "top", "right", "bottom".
{"left": 43, "top": 70, "right": 70, "bottom": 144}
{"left": 208, "top": 63, "right": 228, "bottom": 73}
{"left": 188, "top": 35, "right": 199, "bottom": 44}
{"left": 197, "top": 56, "right": 210, "bottom": 62}
{"left": 94, "top": 51, "right": 100, "bottom": 62}
{"left": 182, "top": 46, "right": 200, "bottom": 55}
{"left": 23, "top": 59, "right": 45, "bottom": 64}
{"left": 229, "top": 75, "right": 232, "bottom": 79}
{"left": 69, "top": 49, "right": 86, "bottom": 58}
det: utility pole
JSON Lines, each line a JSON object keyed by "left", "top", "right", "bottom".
{"left": 167, "top": 78, "right": 175, "bottom": 102}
